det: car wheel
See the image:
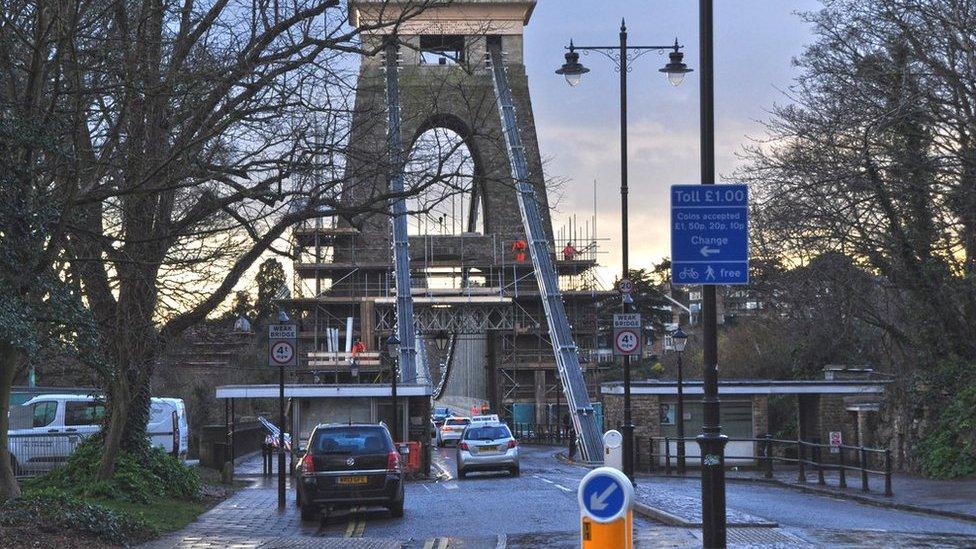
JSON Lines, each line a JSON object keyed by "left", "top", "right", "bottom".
{"left": 457, "top": 468, "right": 466, "bottom": 480}
{"left": 437, "top": 439, "right": 444, "bottom": 448}
{"left": 300, "top": 503, "right": 320, "bottom": 521}
{"left": 511, "top": 465, "right": 520, "bottom": 477}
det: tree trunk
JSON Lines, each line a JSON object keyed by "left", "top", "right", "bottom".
{"left": 0, "top": 343, "right": 23, "bottom": 501}
{"left": 95, "top": 353, "right": 156, "bottom": 480}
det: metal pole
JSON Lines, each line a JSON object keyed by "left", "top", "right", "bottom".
{"left": 677, "top": 351, "right": 686, "bottom": 474}
{"left": 618, "top": 18, "right": 635, "bottom": 486}
{"left": 278, "top": 361, "right": 286, "bottom": 509}
{"left": 391, "top": 355, "right": 399, "bottom": 442}
{"left": 698, "top": 1, "right": 728, "bottom": 546}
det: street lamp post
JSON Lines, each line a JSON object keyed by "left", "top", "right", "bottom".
{"left": 386, "top": 334, "right": 401, "bottom": 442}
{"left": 556, "top": 20, "right": 691, "bottom": 483}
{"left": 276, "top": 309, "right": 290, "bottom": 510}
{"left": 672, "top": 328, "right": 689, "bottom": 475}
{"left": 698, "top": 1, "right": 729, "bottom": 546}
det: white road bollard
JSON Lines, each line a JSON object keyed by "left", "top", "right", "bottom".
{"left": 603, "top": 430, "right": 623, "bottom": 472}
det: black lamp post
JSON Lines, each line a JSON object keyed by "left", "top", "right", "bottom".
{"left": 698, "top": 1, "right": 729, "bottom": 546}
{"left": 386, "top": 334, "right": 401, "bottom": 442}
{"left": 276, "top": 309, "right": 290, "bottom": 509}
{"left": 672, "top": 328, "right": 689, "bottom": 475}
{"left": 556, "top": 21, "right": 691, "bottom": 484}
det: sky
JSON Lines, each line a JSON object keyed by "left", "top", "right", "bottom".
{"left": 525, "top": 0, "right": 823, "bottom": 282}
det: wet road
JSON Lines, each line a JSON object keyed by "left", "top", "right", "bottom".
{"left": 147, "top": 446, "right": 976, "bottom": 548}
{"left": 323, "top": 444, "right": 659, "bottom": 547}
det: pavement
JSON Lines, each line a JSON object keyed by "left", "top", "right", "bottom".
{"left": 646, "top": 465, "right": 976, "bottom": 522}
{"left": 144, "top": 445, "right": 976, "bottom": 548}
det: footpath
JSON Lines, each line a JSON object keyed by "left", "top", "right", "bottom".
{"left": 649, "top": 465, "right": 976, "bottom": 523}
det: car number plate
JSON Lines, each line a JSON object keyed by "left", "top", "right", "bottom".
{"left": 337, "top": 476, "right": 368, "bottom": 486}
{"left": 477, "top": 446, "right": 496, "bottom": 454}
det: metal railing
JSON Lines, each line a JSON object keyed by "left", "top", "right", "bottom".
{"left": 510, "top": 422, "right": 576, "bottom": 446}
{"left": 637, "top": 435, "right": 893, "bottom": 496}
{"left": 8, "top": 432, "right": 94, "bottom": 478}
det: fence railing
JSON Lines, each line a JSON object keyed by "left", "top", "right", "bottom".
{"left": 638, "top": 435, "right": 892, "bottom": 496}
{"left": 511, "top": 423, "right": 575, "bottom": 446}
{"left": 8, "top": 432, "right": 95, "bottom": 478}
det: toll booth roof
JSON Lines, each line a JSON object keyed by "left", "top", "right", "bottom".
{"left": 600, "top": 379, "right": 888, "bottom": 396}
{"left": 216, "top": 383, "right": 432, "bottom": 399}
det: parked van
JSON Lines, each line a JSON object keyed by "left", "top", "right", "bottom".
{"left": 149, "top": 397, "right": 189, "bottom": 460}
{"left": 8, "top": 394, "right": 189, "bottom": 475}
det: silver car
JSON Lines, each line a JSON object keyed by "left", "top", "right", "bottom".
{"left": 456, "top": 422, "right": 519, "bottom": 479}
{"left": 436, "top": 416, "right": 470, "bottom": 447}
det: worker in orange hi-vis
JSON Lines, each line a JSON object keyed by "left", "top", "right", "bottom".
{"left": 351, "top": 340, "right": 366, "bottom": 357}
{"left": 470, "top": 405, "right": 479, "bottom": 416}
{"left": 512, "top": 238, "right": 527, "bottom": 263}
{"left": 562, "top": 241, "right": 577, "bottom": 261}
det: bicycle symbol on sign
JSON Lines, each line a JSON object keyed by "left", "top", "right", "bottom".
{"left": 679, "top": 267, "right": 699, "bottom": 281}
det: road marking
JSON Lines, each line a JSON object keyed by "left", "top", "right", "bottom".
{"left": 443, "top": 481, "right": 458, "bottom": 490}
{"left": 495, "top": 533, "right": 507, "bottom": 549}
{"left": 554, "top": 484, "right": 573, "bottom": 492}
{"left": 343, "top": 506, "right": 365, "bottom": 538}
{"left": 423, "top": 483, "right": 431, "bottom": 492}
{"left": 423, "top": 538, "right": 449, "bottom": 549}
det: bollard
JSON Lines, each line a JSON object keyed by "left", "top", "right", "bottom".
{"left": 664, "top": 437, "right": 672, "bottom": 475}
{"left": 816, "top": 446, "right": 826, "bottom": 486}
{"left": 579, "top": 467, "right": 634, "bottom": 549}
{"left": 838, "top": 446, "right": 847, "bottom": 488}
{"left": 797, "top": 441, "right": 806, "bottom": 483}
{"left": 860, "top": 447, "right": 869, "bottom": 492}
{"left": 884, "top": 449, "right": 893, "bottom": 497}
{"left": 764, "top": 434, "right": 773, "bottom": 479}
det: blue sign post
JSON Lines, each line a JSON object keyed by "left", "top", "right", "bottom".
{"left": 671, "top": 184, "right": 749, "bottom": 285}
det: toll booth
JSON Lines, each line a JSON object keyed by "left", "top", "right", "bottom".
{"left": 215, "top": 383, "right": 433, "bottom": 477}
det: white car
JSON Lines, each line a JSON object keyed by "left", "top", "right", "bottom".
{"left": 456, "top": 422, "right": 519, "bottom": 479}
{"left": 8, "top": 394, "right": 189, "bottom": 475}
{"left": 435, "top": 416, "right": 470, "bottom": 447}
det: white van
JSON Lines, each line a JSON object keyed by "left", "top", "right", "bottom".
{"left": 8, "top": 394, "right": 189, "bottom": 475}
{"left": 149, "top": 397, "right": 189, "bottom": 460}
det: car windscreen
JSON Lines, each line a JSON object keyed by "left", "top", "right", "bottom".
{"left": 433, "top": 408, "right": 449, "bottom": 415}
{"left": 446, "top": 418, "right": 470, "bottom": 426}
{"left": 464, "top": 425, "right": 511, "bottom": 440}
{"left": 311, "top": 427, "right": 392, "bottom": 455}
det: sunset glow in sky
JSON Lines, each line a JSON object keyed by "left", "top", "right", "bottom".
{"left": 526, "top": 0, "right": 821, "bottom": 281}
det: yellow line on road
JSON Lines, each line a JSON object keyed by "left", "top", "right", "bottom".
{"left": 343, "top": 506, "right": 366, "bottom": 538}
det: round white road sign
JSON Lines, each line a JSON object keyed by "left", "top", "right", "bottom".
{"left": 614, "top": 329, "right": 639, "bottom": 354}
{"left": 618, "top": 278, "right": 633, "bottom": 294}
{"left": 271, "top": 341, "right": 295, "bottom": 365}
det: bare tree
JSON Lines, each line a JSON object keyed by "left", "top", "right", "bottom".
{"left": 740, "top": 0, "right": 976, "bottom": 362}
{"left": 2, "top": 0, "right": 479, "bottom": 485}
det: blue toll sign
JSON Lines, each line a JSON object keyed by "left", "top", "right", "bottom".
{"left": 578, "top": 467, "right": 632, "bottom": 522}
{"left": 671, "top": 184, "right": 749, "bottom": 285}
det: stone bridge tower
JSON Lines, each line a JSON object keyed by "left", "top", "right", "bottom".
{"left": 339, "top": 0, "right": 551, "bottom": 256}
{"left": 290, "top": 1, "right": 606, "bottom": 425}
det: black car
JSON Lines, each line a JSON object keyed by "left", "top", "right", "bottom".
{"left": 295, "top": 423, "right": 404, "bottom": 521}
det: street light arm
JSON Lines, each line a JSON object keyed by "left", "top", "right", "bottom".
{"left": 566, "top": 44, "right": 681, "bottom": 52}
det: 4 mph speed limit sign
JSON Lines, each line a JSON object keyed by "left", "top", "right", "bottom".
{"left": 613, "top": 313, "right": 642, "bottom": 357}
